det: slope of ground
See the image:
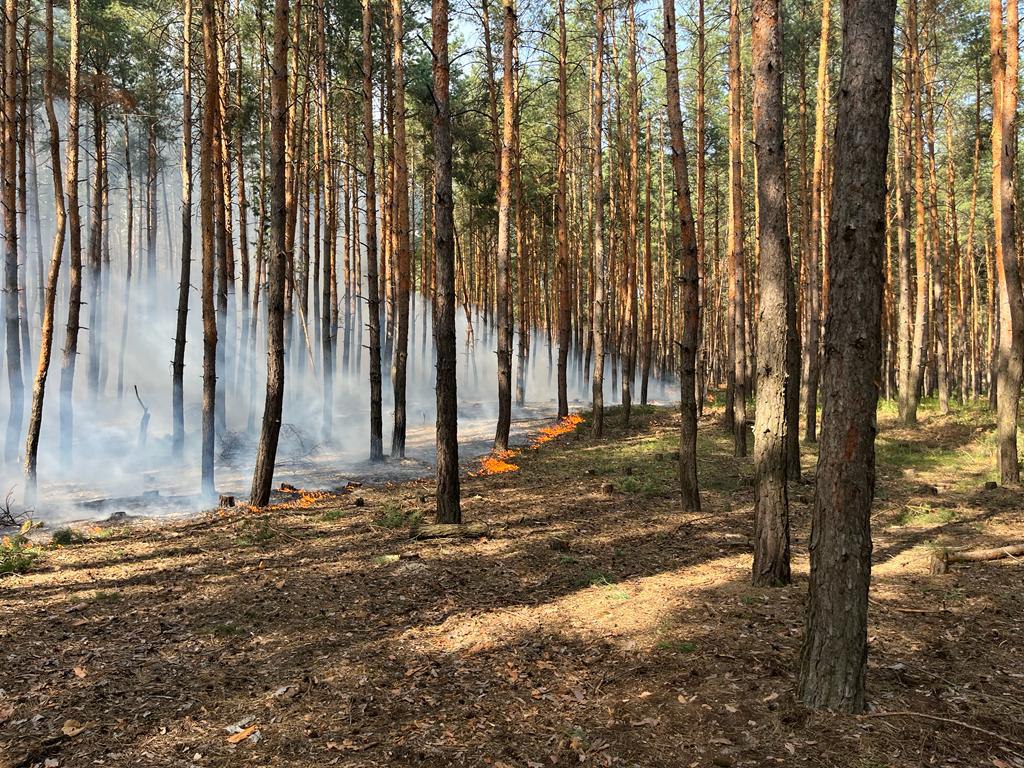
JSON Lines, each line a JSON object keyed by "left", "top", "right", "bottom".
{"left": 1, "top": 402, "right": 1022, "bottom": 768}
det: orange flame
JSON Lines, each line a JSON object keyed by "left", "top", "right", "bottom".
{"left": 473, "top": 414, "right": 583, "bottom": 476}
{"left": 475, "top": 450, "right": 521, "bottom": 476}
{"left": 532, "top": 413, "right": 584, "bottom": 447}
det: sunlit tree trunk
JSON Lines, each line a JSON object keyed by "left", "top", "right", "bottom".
{"left": 24, "top": 0, "right": 68, "bottom": 501}
{"left": 590, "top": 0, "right": 606, "bottom": 437}
{"left": 554, "top": 0, "right": 570, "bottom": 419}
{"left": 389, "top": 0, "right": 411, "bottom": 458}
{"left": 493, "top": 0, "right": 516, "bottom": 451}
{"left": 803, "top": 0, "right": 829, "bottom": 442}
{"left": 199, "top": 0, "right": 221, "bottom": 497}
{"left": 991, "top": 0, "right": 1023, "bottom": 483}
{"left": 172, "top": 0, "right": 193, "bottom": 459}
{"left": 58, "top": 0, "right": 82, "bottom": 468}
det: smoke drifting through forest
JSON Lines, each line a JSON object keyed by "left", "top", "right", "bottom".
{"left": 3, "top": 161, "right": 670, "bottom": 518}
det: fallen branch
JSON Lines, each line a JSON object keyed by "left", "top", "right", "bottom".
{"left": 862, "top": 710, "right": 1024, "bottom": 749}
{"left": 413, "top": 522, "right": 489, "bottom": 540}
{"left": 930, "top": 543, "right": 1024, "bottom": 574}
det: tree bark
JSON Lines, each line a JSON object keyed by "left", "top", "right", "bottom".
{"left": 24, "top": 0, "right": 67, "bottom": 501}
{"left": 751, "top": 0, "right": 793, "bottom": 587}
{"left": 3, "top": 0, "right": 22, "bottom": 465}
{"left": 554, "top": 0, "right": 570, "bottom": 420}
{"left": 250, "top": 0, "right": 290, "bottom": 507}
{"left": 199, "top": 0, "right": 221, "bottom": 498}
{"left": 363, "top": 0, "right": 384, "bottom": 463}
{"left": 590, "top": 0, "right": 607, "bottom": 438}
{"left": 432, "top": 0, "right": 461, "bottom": 523}
{"left": 663, "top": 0, "right": 702, "bottom": 512}
{"left": 389, "top": 0, "right": 412, "bottom": 458}
{"left": 727, "top": 0, "right": 748, "bottom": 457}
{"left": 991, "top": 0, "right": 1023, "bottom": 484}
{"left": 172, "top": 0, "right": 193, "bottom": 459}
{"left": 798, "top": 0, "right": 896, "bottom": 711}
{"left": 493, "top": 0, "right": 516, "bottom": 452}
{"left": 58, "top": 0, "right": 82, "bottom": 468}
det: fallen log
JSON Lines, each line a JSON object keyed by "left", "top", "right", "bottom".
{"left": 413, "top": 522, "right": 489, "bottom": 540}
{"left": 929, "top": 543, "right": 1024, "bottom": 574}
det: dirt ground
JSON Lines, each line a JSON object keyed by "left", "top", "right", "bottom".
{"left": 1, "top": 403, "right": 1022, "bottom": 768}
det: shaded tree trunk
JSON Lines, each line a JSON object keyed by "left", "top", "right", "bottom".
{"left": 363, "top": 0, "right": 384, "bottom": 462}
{"left": 250, "top": 0, "right": 290, "bottom": 506}
{"left": 432, "top": 0, "right": 461, "bottom": 523}
{"left": 798, "top": 0, "right": 896, "bottom": 711}
{"left": 663, "top": 0, "right": 701, "bottom": 511}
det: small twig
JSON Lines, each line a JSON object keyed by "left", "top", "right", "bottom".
{"left": 862, "top": 710, "right": 1024, "bottom": 749}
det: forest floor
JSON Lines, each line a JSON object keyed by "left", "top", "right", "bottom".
{"left": 1, "top": 400, "right": 1023, "bottom": 768}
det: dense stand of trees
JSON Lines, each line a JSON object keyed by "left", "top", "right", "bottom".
{"left": 0, "top": 0, "right": 1015, "bottom": 715}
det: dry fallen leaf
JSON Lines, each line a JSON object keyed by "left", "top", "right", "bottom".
{"left": 226, "top": 724, "right": 259, "bottom": 744}
{"left": 73, "top": 667, "right": 87, "bottom": 679}
{"left": 62, "top": 719, "right": 96, "bottom": 737}
{"left": 0, "top": 703, "right": 14, "bottom": 723}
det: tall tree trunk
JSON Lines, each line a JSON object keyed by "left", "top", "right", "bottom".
{"left": 363, "top": 0, "right": 384, "bottom": 462}
{"left": 250, "top": 0, "right": 289, "bottom": 506}
{"left": 663, "top": 0, "right": 702, "bottom": 511}
{"left": 493, "top": 0, "right": 516, "bottom": 451}
{"left": 172, "top": 0, "right": 193, "bottom": 459}
{"left": 58, "top": 0, "right": 81, "bottom": 468}
{"left": 432, "top": 0, "right": 461, "bottom": 523}
{"left": 554, "top": 0, "right": 570, "bottom": 419}
{"left": 751, "top": 0, "right": 794, "bottom": 587}
{"left": 3, "top": 0, "right": 22, "bottom": 464}
{"left": 728, "top": 0, "right": 748, "bottom": 457}
{"left": 991, "top": 0, "right": 1023, "bottom": 483}
{"left": 389, "top": 0, "right": 411, "bottom": 458}
{"left": 905, "top": 0, "right": 928, "bottom": 424}
{"left": 621, "top": 0, "right": 639, "bottom": 425}
{"left": 590, "top": 0, "right": 607, "bottom": 437}
{"left": 116, "top": 113, "right": 133, "bottom": 400}
{"left": 24, "top": 0, "right": 68, "bottom": 501}
{"left": 798, "top": 0, "right": 895, "bottom": 711}
{"left": 199, "top": 0, "right": 220, "bottom": 498}
{"left": 803, "top": 0, "right": 829, "bottom": 442}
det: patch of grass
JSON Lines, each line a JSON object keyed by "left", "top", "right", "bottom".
{"left": 92, "top": 590, "right": 122, "bottom": 603}
{"left": 1, "top": 520, "right": 42, "bottom": 574}
{"left": 375, "top": 503, "right": 423, "bottom": 530}
{"left": 574, "top": 569, "right": 618, "bottom": 588}
{"left": 557, "top": 554, "right": 579, "bottom": 565}
{"left": 51, "top": 527, "right": 87, "bottom": 546}
{"left": 374, "top": 554, "right": 401, "bottom": 565}
{"left": 236, "top": 518, "right": 276, "bottom": 546}
{"left": 209, "top": 622, "right": 244, "bottom": 637}
{"left": 893, "top": 505, "right": 959, "bottom": 526}
{"left": 321, "top": 508, "right": 347, "bottom": 522}
{"left": 656, "top": 638, "right": 698, "bottom": 654}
